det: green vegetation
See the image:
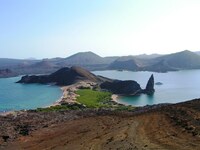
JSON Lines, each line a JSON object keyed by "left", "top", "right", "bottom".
{"left": 35, "top": 89, "right": 135, "bottom": 112}
{"left": 76, "top": 89, "right": 112, "bottom": 108}
{"left": 36, "top": 105, "right": 80, "bottom": 112}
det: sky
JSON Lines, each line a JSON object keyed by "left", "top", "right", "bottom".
{"left": 1, "top": 0, "right": 200, "bottom": 59}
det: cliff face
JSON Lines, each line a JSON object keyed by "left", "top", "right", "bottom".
{"left": 100, "top": 80, "right": 142, "bottom": 95}
{"left": 144, "top": 74, "right": 155, "bottom": 95}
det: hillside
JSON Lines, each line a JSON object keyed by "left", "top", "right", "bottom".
{"left": 134, "top": 53, "right": 163, "bottom": 59}
{"left": 0, "top": 58, "right": 39, "bottom": 69}
{"left": 1, "top": 50, "right": 200, "bottom": 77}
{"left": 108, "top": 50, "right": 200, "bottom": 72}
{"left": 142, "top": 50, "right": 200, "bottom": 72}
{"left": 17, "top": 66, "right": 103, "bottom": 85}
{"left": 30, "top": 60, "right": 58, "bottom": 69}
{"left": 1, "top": 99, "right": 200, "bottom": 149}
{"left": 143, "top": 60, "right": 178, "bottom": 72}
{"left": 155, "top": 50, "right": 200, "bottom": 69}
{"left": 109, "top": 56, "right": 139, "bottom": 71}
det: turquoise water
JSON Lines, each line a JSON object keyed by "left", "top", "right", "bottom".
{"left": 93, "top": 70, "right": 200, "bottom": 106}
{"left": 0, "top": 76, "right": 62, "bottom": 112}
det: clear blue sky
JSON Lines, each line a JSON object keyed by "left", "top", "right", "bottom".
{"left": 1, "top": 0, "right": 200, "bottom": 59}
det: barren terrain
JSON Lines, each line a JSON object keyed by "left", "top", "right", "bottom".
{"left": 1, "top": 99, "right": 200, "bottom": 150}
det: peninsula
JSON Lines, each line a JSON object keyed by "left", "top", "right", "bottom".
{"left": 17, "top": 66, "right": 155, "bottom": 103}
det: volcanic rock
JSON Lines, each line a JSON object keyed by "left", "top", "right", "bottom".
{"left": 100, "top": 80, "right": 142, "bottom": 95}
{"left": 144, "top": 74, "right": 155, "bottom": 95}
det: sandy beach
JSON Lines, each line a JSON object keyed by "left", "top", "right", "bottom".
{"left": 50, "top": 82, "right": 123, "bottom": 107}
{"left": 49, "top": 81, "right": 99, "bottom": 107}
{"left": 111, "top": 94, "right": 120, "bottom": 103}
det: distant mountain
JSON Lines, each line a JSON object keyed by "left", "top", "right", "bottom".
{"left": 57, "top": 51, "right": 118, "bottom": 71}
{"left": 156, "top": 50, "right": 200, "bottom": 69}
{"left": 103, "top": 56, "right": 119, "bottom": 64}
{"left": 134, "top": 53, "right": 163, "bottom": 59}
{"left": 143, "top": 60, "right": 178, "bottom": 72}
{"left": 0, "top": 58, "right": 39, "bottom": 68}
{"left": 108, "top": 50, "right": 200, "bottom": 72}
{"left": 61, "top": 51, "right": 105, "bottom": 65}
{"left": 31, "top": 60, "right": 57, "bottom": 68}
{"left": 109, "top": 56, "right": 139, "bottom": 71}
{"left": 143, "top": 50, "right": 200, "bottom": 72}
{"left": 1, "top": 50, "right": 200, "bottom": 77}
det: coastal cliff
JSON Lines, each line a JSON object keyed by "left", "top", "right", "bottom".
{"left": 17, "top": 66, "right": 155, "bottom": 96}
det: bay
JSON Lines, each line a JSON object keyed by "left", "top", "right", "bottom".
{"left": 93, "top": 70, "right": 200, "bottom": 106}
{"left": 0, "top": 76, "right": 62, "bottom": 112}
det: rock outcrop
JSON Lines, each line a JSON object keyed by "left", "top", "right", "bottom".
{"left": 100, "top": 74, "right": 155, "bottom": 95}
{"left": 17, "top": 66, "right": 103, "bottom": 85}
{"left": 144, "top": 74, "right": 155, "bottom": 95}
{"left": 100, "top": 80, "right": 142, "bottom": 95}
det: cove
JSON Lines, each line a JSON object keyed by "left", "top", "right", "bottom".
{"left": 0, "top": 76, "right": 62, "bottom": 112}
{"left": 93, "top": 70, "right": 200, "bottom": 106}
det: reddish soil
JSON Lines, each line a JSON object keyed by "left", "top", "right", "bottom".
{"left": 1, "top": 99, "right": 200, "bottom": 150}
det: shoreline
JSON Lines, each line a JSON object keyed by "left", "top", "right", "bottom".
{"left": 49, "top": 83, "right": 125, "bottom": 108}
{"left": 48, "top": 81, "right": 99, "bottom": 107}
{"left": 0, "top": 82, "right": 124, "bottom": 116}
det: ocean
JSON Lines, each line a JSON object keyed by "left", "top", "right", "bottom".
{"left": 0, "top": 76, "right": 62, "bottom": 112}
{"left": 93, "top": 70, "right": 200, "bottom": 106}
